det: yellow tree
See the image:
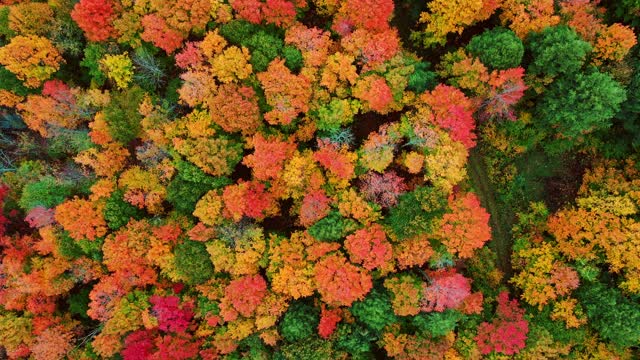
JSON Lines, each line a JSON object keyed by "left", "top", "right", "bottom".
{"left": 0, "top": 35, "right": 63, "bottom": 88}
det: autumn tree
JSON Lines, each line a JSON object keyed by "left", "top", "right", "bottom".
{"left": 352, "top": 75, "right": 394, "bottom": 114}
{"left": 437, "top": 192, "right": 492, "bottom": 259}
{"left": 500, "top": 0, "right": 560, "bottom": 39}
{"left": 314, "top": 253, "right": 372, "bottom": 307}
{"left": 71, "top": 0, "right": 118, "bottom": 42}
{"left": 421, "top": 269, "right": 472, "bottom": 312}
{"left": 333, "top": 0, "right": 394, "bottom": 33}
{"left": 416, "top": 0, "right": 500, "bottom": 48}
{"left": 475, "top": 292, "right": 529, "bottom": 355}
{"left": 359, "top": 171, "right": 407, "bottom": 208}
{"left": 208, "top": 83, "right": 262, "bottom": 135}
{"left": 344, "top": 224, "right": 392, "bottom": 271}
{"left": 243, "top": 133, "right": 297, "bottom": 181}
{"left": 55, "top": 197, "right": 107, "bottom": 241}
{"left": 412, "top": 84, "right": 477, "bottom": 149}
{"left": 257, "top": 58, "right": 312, "bottom": 125}
{"left": 0, "top": 35, "right": 63, "bottom": 88}
{"left": 7, "top": 2, "right": 54, "bottom": 37}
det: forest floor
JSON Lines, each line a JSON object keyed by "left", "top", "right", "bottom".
{"left": 468, "top": 149, "right": 515, "bottom": 280}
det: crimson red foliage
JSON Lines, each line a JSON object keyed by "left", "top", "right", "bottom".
{"left": 150, "top": 295, "right": 194, "bottom": 333}
{"left": 122, "top": 330, "right": 155, "bottom": 360}
{"left": 475, "top": 292, "right": 529, "bottom": 355}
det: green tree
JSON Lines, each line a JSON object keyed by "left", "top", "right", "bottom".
{"left": 280, "top": 302, "right": 319, "bottom": 342}
{"left": 307, "top": 211, "right": 357, "bottom": 242}
{"left": 174, "top": 240, "right": 214, "bottom": 285}
{"left": 103, "top": 189, "right": 145, "bottom": 230}
{"left": 537, "top": 71, "right": 626, "bottom": 153}
{"left": 412, "top": 310, "right": 462, "bottom": 337}
{"left": 351, "top": 289, "right": 397, "bottom": 333}
{"left": 18, "top": 176, "right": 73, "bottom": 211}
{"left": 103, "top": 86, "right": 145, "bottom": 144}
{"left": 577, "top": 282, "right": 640, "bottom": 348}
{"left": 467, "top": 27, "right": 523, "bottom": 70}
{"left": 528, "top": 26, "right": 591, "bottom": 77}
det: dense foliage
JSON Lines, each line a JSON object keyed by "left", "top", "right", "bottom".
{"left": 0, "top": 0, "right": 638, "bottom": 359}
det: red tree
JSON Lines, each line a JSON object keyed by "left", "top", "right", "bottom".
{"left": 421, "top": 84, "right": 477, "bottom": 149}
{"left": 481, "top": 67, "right": 528, "bottom": 121}
{"left": 299, "top": 189, "right": 332, "bottom": 227}
{"left": 150, "top": 296, "right": 194, "bottom": 333}
{"left": 71, "top": 0, "right": 118, "bottom": 41}
{"left": 335, "top": 0, "right": 394, "bottom": 32}
{"left": 219, "top": 275, "right": 268, "bottom": 321}
{"left": 122, "top": 330, "right": 155, "bottom": 360}
{"left": 475, "top": 292, "right": 529, "bottom": 355}
{"left": 318, "top": 306, "right": 342, "bottom": 339}
{"left": 344, "top": 224, "right": 393, "bottom": 271}
{"left": 243, "top": 134, "right": 297, "bottom": 181}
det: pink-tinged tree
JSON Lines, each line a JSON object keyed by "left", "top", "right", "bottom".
{"left": 475, "top": 292, "right": 529, "bottom": 355}
{"left": 25, "top": 207, "right": 55, "bottom": 229}
{"left": 344, "top": 224, "right": 393, "bottom": 271}
{"left": 359, "top": 171, "right": 407, "bottom": 208}
{"left": 150, "top": 296, "right": 194, "bottom": 333}
{"left": 480, "top": 67, "right": 528, "bottom": 121}
{"left": 314, "top": 253, "right": 373, "bottom": 307}
{"left": 421, "top": 269, "right": 472, "bottom": 312}
{"left": 71, "top": 0, "right": 119, "bottom": 42}
{"left": 299, "top": 189, "right": 332, "bottom": 227}
{"left": 175, "top": 42, "right": 203, "bottom": 69}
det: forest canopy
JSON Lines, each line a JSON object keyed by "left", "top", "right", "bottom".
{"left": 0, "top": 0, "right": 639, "bottom": 359}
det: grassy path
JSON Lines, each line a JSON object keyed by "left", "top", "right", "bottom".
{"left": 468, "top": 149, "right": 515, "bottom": 280}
